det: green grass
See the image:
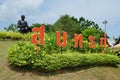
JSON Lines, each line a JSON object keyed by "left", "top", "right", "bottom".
{"left": 0, "top": 40, "right": 120, "bottom": 80}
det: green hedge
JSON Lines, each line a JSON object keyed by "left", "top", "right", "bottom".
{"left": 8, "top": 41, "right": 120, "bottom": 71}
{"left": 0, "top": 31, "right": 32, "bottom": 40}
{"left": 33, "top": 53, "right": 120, "bottom": 71}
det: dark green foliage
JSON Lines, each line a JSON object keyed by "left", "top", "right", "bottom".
{"left": 4, "top": 24, "right": 18, "bottom": 32}
{"left": 44, "top": 24, "right": 54, "bottom": 33}
{"left": 30, "top": 23, "right": 41, "bottom": 28}
{"left": 30, "top": 23, "right": 54, "bottom": 33}
{"left": 54, "top": 15, "right": 103, "bottom": 39}
{"left": 54, "top": 15, "right": 80, "bottom": 38}
{"left": 79, "top": 17, "right": 100, "bottom": 31}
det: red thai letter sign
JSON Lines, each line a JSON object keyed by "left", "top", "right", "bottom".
{"left": 100, "top": 32, "right": 107, "bottom": 48}
{"left": 56, "top": 31, "right": 67, "bottom": 47}
{"left": 31, "top": 25, "right": 45, "bottom": 45}
{"left": 88, "top": 36, "right": 96, "bottom": 48}
{"left": 74, "top": 34, "right": 83, "bottom": 48}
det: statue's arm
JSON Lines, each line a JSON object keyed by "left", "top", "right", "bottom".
{"left": 25, "top": 21, "right": 29, "bottom": 27}
{"left": 17, "top": 20, "right": 22, "bottom": 28}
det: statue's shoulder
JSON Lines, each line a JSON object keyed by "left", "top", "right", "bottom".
{"left": 24, "top": 20, "right": 28, "bottom": 23}
{"left": 18, "top": 20, "right": 22, "bottom": 22}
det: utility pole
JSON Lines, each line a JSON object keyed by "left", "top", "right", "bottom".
{"left": 102, "top": 20, "right": 108, "bottom": 33}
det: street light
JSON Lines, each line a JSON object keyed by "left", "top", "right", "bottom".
{"left": 102, "top": 20, "right": 108, "bottom": 33}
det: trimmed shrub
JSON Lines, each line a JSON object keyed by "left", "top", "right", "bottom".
{"left": 33, "top": 53, "right": 120, "bottom": 71}
{"left": 7, "top": 31, "right": 24, "bottom": 40}
{"left": 8, "top": 41, "right": 37, "bottom": 66}
{"left": 0, "top": 31, "right": 32, "bottom": 40}
{"left": 0, "top": 31, "right": 8, "bottom": 39}
{"left": 8, "top": 41, "right": 120, "bottom": 71}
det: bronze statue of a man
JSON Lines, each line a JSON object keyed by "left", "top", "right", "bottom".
{"left": 17, "top": 15, "right": 31, "bottom": 33}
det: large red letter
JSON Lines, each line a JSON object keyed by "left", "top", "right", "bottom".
{"left": 88, "top": 36, "right": 96, "bottom": 48}
{"left": 31, "top": 25, "right": 45, "bottom": 45}
{"left": 100, "top": 32, "right": 107, "bottom": 48}
{"left": 74, "top": 34, "right": 82, "bottom": 48}
{"left": 100, "top": 32, "right": 107, "bottom": 53}
{"left": 56, "top": 31, "right": 67, "bottom": 47}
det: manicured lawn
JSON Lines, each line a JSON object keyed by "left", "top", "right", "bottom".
{"left": 0, "top": 40, "right": 120, "bottom": 80}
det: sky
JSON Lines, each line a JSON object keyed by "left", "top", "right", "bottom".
{"left": 0, "top": 0, "right": 120, "bottom": 38}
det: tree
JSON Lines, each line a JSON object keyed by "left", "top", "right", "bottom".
{"left": 4, "top": 24, "right": 18, "bottom": 32}
{"left": 44, "top": 24, "right": 54, "bottom": 33}
{"left": 30, "top": 23, "right": 41, "bottom": 28}
{"left": 30, "top": 23, "right": 54, "bottom": 33}
{"left": 53, "top": 14, "right": 103, "bottom": 39}
{"left": 79, "top": 17, "right": 100, "bottom": 31}
{"left": 54, "top": 14, "right": 80, "bottom": 38}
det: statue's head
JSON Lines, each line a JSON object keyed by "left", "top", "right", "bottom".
{"left": 21, "top": 15, "right": 25, "bottom": 20}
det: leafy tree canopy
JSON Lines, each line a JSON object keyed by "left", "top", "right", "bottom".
{"left": 54, "top": 14, "right": 103, "bottom": 38}
{"left": 4, "top": 24, "right": 18, "bottom": 32}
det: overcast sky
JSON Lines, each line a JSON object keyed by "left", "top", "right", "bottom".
{"left": 0, "top": 0, "right": 120, "bottom": 37}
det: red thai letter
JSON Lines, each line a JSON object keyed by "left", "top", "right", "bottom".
{"left": 88, "top": 36, "right": 96, "bottom": 48}
{"left": 56, "top": 31, "right": 67, "bottom": 47}
{"left": 74, "top": 34, "right": 83, "bottom": 48}
{"left": 31, "top": 25, "right": 45, "bottom": 45}
{"left": 100, "top": 32, "right": 107, "bottom": 48}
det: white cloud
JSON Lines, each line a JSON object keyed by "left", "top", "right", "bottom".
{"left": 0, "top": 0, "right": 120, "bottom": 37}
{"left": 0, "top": 0, "right": 44, "bottom": 21}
